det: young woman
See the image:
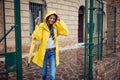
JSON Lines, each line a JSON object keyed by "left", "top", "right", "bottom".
{"left": 28, "top": 11, "right": 69, "bottom": 80}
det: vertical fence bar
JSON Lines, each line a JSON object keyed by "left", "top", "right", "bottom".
{"left": 84, "top": 0, "right": 88, "bottom": 80}
{"left": 3, "top": 0, "right": 7, "bottom": 52}
{"left": 3, "top": 0, "right": 8, "bottom": 79}
{"left": 100, "top": 1, "right": 104, "bottom": 60}
{"left": 89, "top": 0, "right": 94, "bottom": 80}
{"left": 14, "top": 0, "right": 22, "bottom": 80}
{"left": 113, "top": 7, "right": 117, "bottom": 53}
{"left": 97, "top": 1, "right": 101, "bottom": 60}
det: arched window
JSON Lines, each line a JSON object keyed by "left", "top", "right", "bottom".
{"left": 78, "top": 6, "right": 84, "bottom": 43}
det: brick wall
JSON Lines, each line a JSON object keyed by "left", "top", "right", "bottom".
{"left": 3, "top": 0, "right": 30, "bottom": 52}
{"left": 4, "top": 0, "right": 15, "bottom": 52}
{"left": 20, "top": 0, "right": 30, "bottom": 53}
{"left": 105, "top": 0, "right": 120, "bottom": 52}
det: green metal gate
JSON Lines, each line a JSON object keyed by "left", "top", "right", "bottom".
{"left": 0, "top": 0, "right": 22, "bottom": 80}
{"left": 84, "top": 0, "right": 117, "bottom": 80}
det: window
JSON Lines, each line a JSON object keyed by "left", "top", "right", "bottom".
{"left": 29, "top": 2, "right": 43, "bottom": 35}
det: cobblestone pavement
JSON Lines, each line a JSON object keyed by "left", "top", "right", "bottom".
{"left": 0, "top": 48, "right": 84, "bottom": 80}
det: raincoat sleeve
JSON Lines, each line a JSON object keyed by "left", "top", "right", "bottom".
{"left": 28, "top": 39, "right": 35, "bottom": 64}
{"left": 55, "top": 20, "right": 69, "bottom": 36}
{"left": 28, "top": 24, "right": 43, "bottom": 64}
{"left": 32, "top": 24, "right": 43, "bottom": 41}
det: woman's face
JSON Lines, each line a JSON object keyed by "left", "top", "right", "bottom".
{"left": 47, "top": 14, "right": 57, "bottom": 25}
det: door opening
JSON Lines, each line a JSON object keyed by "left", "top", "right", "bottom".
{"left": 78, "top": 6, "right": 84, "bottom": 43}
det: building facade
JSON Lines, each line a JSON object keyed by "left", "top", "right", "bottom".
{"left": 0, "top": 0, "right": 86, "bottom": 53}
{"left": 0, "top": 0, "right": 120, "bottom": 53}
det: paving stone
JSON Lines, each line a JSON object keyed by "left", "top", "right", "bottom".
{"left": 0, "top": 48, "right": 84, "bottom": 80}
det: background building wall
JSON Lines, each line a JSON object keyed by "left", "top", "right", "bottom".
{"left": 0, "top": 0, "right": 85, "bottom": 53}
{"left": 2, "top": 0, "right": 30, "bottom": 53}
{"left": 3, "top": 0, "right": 120, "bottom": 54}
{"left": 20, "top": 0, "right": 30, "bottom": 53}
{"left": 105, "top": 0, "right": 120, "bottom": 52}
{"left": 4, "top": 0, "right": 15, "bottom": 52}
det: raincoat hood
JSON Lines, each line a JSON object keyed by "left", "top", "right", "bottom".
{"left": 44, "top": 11, "right": 58, "bottom": 23}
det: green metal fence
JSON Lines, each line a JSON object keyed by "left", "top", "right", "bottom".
{"left": 0, "top": 0, "right": 22, "bottom": 80}
{"left": 84, "top": 0, "right": 117, "bottom": 80}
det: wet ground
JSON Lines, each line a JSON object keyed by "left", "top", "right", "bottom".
{"left": 0, "top": 48, "right": 84, "bottom": 80}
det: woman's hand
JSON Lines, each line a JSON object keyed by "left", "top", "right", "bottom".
{"left": 57, "top": 16, "right": 60, "bottom": 21}
{"left": 35, "top": 17, "right": 40, "bottom": 25}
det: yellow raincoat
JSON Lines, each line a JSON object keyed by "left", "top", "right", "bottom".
{"left": 28, "top": 11, "right": 69, "bottom": 67}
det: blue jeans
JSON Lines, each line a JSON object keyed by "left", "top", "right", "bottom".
{"left": 41, "top": 50, "right": 56, "bottom": 80}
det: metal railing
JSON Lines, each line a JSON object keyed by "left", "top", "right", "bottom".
{"left": 0, "top": 25, "right": 15, "bottom": 42}
{"left": 0, "top": 0, "right": 22, "bottom": 80}
{"left": 84, "top": 0, "right": 117, "bottom": 80}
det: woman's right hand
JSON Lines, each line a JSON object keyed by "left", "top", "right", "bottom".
{"left": 35, "top": 17, "right": 40, "bottom": 25}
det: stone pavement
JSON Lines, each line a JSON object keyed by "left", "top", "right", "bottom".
{"left": 0, "top": 48, "right": 84, "bottom": 80}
